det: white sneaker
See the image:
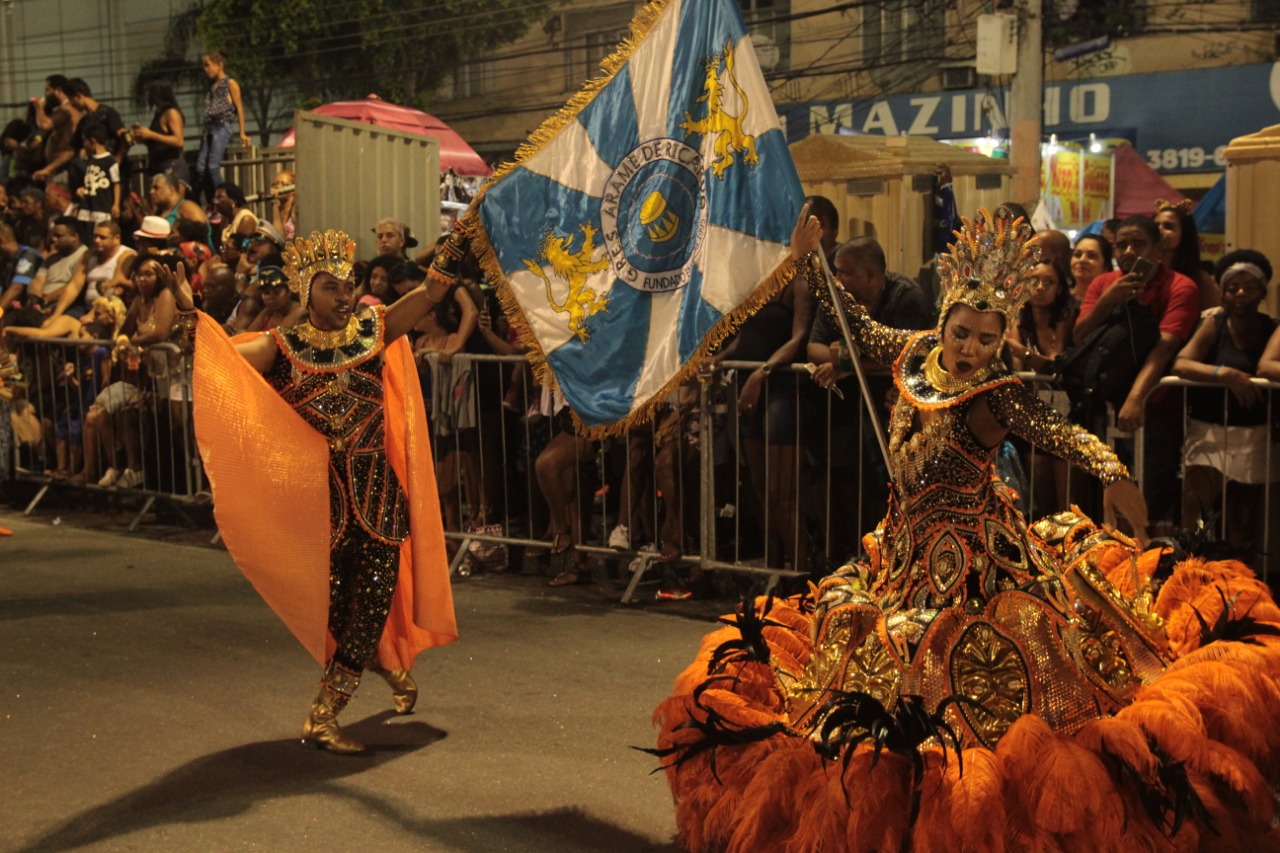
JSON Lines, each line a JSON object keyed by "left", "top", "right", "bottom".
{"left": 115, "top": 468, "right": 142, "bottom": 489}
{"left": 608, "top": 524, "right": 630, "bottom": 550}
{"left": 97, "top": 467, "right": 119, "bottom": 487}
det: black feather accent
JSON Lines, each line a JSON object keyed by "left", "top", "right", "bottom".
{"left": 706, "top": 594, "right": 785, "bottom": 676}
{"left": 807, "top": 689, "right": 973, "bottom": 820}
{"left": 1154, "top": 744, "right": 1216, "bottom": 838}
{"left": 1095, "top": 740, "right": 1216, "bottom": 839}
{"left": 635, "top": 674, "right": 793, "bottom": 783}
{"left": 1193, "top": 588, "right": 1280, "bottom": 647}
{"left": 811, "top": 691, "right": 968, "bottom": 766}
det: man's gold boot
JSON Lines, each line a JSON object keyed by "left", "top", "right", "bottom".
{"left": 369, "top": 663, "right": 418, "bottom": 715}
{"left": 301, "top": 662, "right": 366, "bottom": 754}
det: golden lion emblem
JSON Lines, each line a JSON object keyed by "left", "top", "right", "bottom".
{"left": 523, "top": 223, "right": 611, "bottom": 342}
{"left": 679, "top": 40, "right": 759, "bottom": 179}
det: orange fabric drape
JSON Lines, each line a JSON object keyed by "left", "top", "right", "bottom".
{"left": 192, "top": 313, "right": 456, "bottom": 669}
{"left": 377, "top": 330, "right": 458, "bottom": 668}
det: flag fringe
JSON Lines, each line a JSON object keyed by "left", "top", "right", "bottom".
{"left": 466, "top": 219, "right": 557, "bottom": 404}
{"left": 575, "top": 253, "right": 804, "bottom": 439}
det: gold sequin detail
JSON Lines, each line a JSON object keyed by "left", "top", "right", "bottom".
{"left": 986, "top": 383, "right": 1130, "bottom": 486}
{"left": 273, "top": 305, "right": 383, "bottom": 373}
{"left": 843, "top": 633, "right": 903, "bottom": 705}
{"left": 1074, "top": 602, "right": 1136, "bottom": 691}
{"left": 950, "top": 621, "right": 1030, "bottom": 747}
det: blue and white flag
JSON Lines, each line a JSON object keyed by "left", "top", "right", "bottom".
{"left": 469, "top": 0, "right": 803, "bottom": 435}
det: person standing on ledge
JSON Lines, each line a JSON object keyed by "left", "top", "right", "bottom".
{"left": 180, "top": 229, "right": 457, "bottom": 754}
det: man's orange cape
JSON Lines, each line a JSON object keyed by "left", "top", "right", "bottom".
{"left": 192, "top": 313, "right": 457, "bottom": 669}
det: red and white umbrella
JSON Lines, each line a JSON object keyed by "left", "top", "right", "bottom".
{"left": 280, "top": 96, "right": 492, "bottom": 177}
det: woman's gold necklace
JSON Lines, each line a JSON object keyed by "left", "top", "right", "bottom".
{"left": 923, "top": 344, "right": 988, "bottom": 393}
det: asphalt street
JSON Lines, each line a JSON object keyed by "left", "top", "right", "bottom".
{"left": 0, "top": 510, "right": 718, "bottom": 853}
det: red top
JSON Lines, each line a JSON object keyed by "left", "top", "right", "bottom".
{"left": 1080, "top": 264, "right": 1200, "bottom": 341}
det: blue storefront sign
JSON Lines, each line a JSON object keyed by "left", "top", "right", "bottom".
{"left": 778, "top": 63, "right": 1280, "bottom": 174}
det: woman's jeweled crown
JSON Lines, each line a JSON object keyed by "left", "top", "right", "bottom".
{"left": 937, "top": 207, "right": 1040, "bottom": 326}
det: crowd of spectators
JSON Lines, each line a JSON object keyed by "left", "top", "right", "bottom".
{"left": 0, "top": 64, "right": 247, "bottom": 493}
{"left": 2, "top": 71, "right": 1278, "bottom": 594}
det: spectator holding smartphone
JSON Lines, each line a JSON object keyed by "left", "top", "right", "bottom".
{"left": 1074, "top": 215, "right": 1200, "bottom": 432}
{"left": 1072, "top": 215, "right": 1200, "bottom": 527}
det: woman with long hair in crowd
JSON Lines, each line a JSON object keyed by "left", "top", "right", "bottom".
{"left": 358, "top": 254, "right": 401, "bottom": 307}
{"left": 1006, "top": 255, "right": 1075, "bottom": 374}
{"left": 80, "top": 256, "right": 177, "bottom": 490}
{"left": 1155, "top": 199, "right": 1218, "bottom": 309}
{"left": 1005, "top": 254, "right": 1075, "bottom": 515}
{"left": 1176, "top": 249, "right": 1277, "bottom": 551}
{"left": 132, "top": 81, "right": 186, "bottom": 181}
{"left": 651, "top": 206, "right": 1280, "bottom": 851}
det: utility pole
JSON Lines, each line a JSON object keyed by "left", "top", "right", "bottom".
{"left": 1009, "top": 0, "right": 1043, "bottom": 207}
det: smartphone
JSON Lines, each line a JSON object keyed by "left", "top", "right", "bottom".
{"left": 1129, "top": 256, "right": 1157, "bottom": 284}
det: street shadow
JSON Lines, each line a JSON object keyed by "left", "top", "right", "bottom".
{"left": 19, "top": 708, "right": 676, "bottom": 852}
{"left": 16, "top": 712, "right": 447, "bottom": 853}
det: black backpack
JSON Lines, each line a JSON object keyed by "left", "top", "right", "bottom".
{"left": 1056, "top": 299, "right": 1161, "bottom": 423}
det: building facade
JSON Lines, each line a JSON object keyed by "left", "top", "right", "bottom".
{"left": 4, "top": 0, "right": 1277, "bottom": 197}
{"left": 0, "top": 0, "right": 195, "bottom": 130}
{"left": 429, "top": 0, "right": 1280, "bottom": 195}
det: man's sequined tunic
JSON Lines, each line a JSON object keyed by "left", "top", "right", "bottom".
{"left": 265, "top": 306, "right": 409, "bottom": 546}
{"left": 264, "top": 305, "right": 406, "bottom": 670}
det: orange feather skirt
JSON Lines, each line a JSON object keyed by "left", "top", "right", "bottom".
{"left": 652, "top": 520, "right": 1280, "bottom": 851}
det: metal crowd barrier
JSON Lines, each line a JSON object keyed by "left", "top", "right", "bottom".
{"left": 221, "top": 147, "right": 297, "bottom": 223}
{"left": 5, "top": 335, "right": 203, "bottom": 532}
{"left": 424, "top": 357, "right": 1141, "bottom": 602}
{"left": 7, "top": 337, "right": 1275, "bottom": 590}
{"left": 1135, "top": 376, "right": 1279, "bottom": 580}
{"left": 425, "top": 354, "right": 878, "bottom": 599}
